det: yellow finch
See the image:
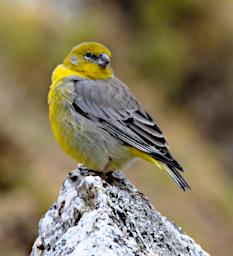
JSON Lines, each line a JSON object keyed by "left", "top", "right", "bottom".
{"left": 48, "top": 42, "right": 191, "bottom": 191}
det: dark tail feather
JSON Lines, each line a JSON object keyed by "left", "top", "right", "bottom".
{"left": 150, "top": 151, "right": 184, "bottom": 172}
{"left": 165, "top": 164, "right": 191, "bottom": 191}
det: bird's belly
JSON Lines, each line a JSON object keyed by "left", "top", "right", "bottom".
{"left": 50, "top": 105, "right": 134, "bottom": 171}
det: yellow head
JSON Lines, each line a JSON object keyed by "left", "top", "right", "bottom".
{"left": 63, "top": 42, "right": 113, "bottom": 80}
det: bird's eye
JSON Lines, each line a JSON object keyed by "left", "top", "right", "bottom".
{"left": 85, "top": 52, "right": 92, "bottom": 58}
{"left": 70, "top": 55, "right": 78, "bottom": 65}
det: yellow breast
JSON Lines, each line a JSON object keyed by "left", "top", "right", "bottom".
{"left": 49, "top": 66, "right": 84, "bottom": 162}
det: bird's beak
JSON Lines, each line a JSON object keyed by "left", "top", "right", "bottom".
{"left": 97, "top": 53, "right": 110, "bottom": 68}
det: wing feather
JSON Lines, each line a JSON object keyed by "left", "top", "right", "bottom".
{"left": 72, "top": 77, "right": 183, "bottom": 171}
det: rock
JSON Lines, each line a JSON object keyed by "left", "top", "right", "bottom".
{"left": 30, "top": 166, "right": 209, "bottom": 256}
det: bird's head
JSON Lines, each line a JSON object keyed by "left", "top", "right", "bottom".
{"left": 63, "top": 42, "right": 113, "bottom": 80}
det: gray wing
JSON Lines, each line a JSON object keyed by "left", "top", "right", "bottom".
{"left": 71, "top": 76, "right": 182, "bottom": 170}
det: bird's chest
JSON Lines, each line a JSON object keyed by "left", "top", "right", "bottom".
{"left": 49, "top": 83, "right": 83, "bottom": 156}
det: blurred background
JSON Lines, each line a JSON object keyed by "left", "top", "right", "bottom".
{"left": 0, "top": 0, "right": 233, "bottom": 255}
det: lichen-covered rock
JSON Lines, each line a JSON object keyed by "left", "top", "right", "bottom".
{"left": 30, "top": 166, "right": 208, "bottom": 256}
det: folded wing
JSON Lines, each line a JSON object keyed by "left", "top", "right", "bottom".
{"left": 70, "top": 76, "right": 190, "bottom": 190}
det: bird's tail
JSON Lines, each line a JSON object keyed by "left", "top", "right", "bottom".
{"left": 152, "top": 159, "right": 191, "bottom": 191}
{"left": 129, "top": 148, "right": 191, "bottom": 191}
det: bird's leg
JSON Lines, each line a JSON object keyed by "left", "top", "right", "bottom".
{"left": 104, "top": 157, "right": 112, "bottom": 172}
{"left": 100, "top": 157, "right": 112, "bottom": 179}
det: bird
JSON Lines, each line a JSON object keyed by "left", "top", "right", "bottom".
{"left": 48, "top": 42, "right": 191, "bottom": 191}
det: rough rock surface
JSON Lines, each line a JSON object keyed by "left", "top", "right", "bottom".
{"left": 30, "top": 166, "right": 209, "bottom": 256}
